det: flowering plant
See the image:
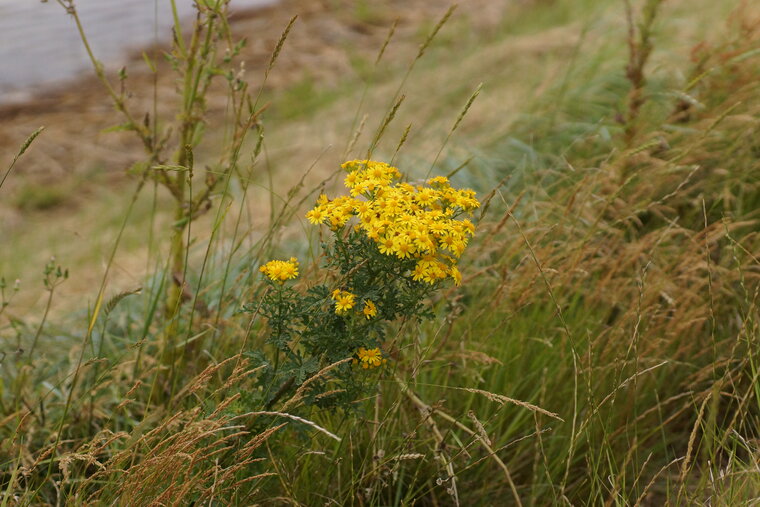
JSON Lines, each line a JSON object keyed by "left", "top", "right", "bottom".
{"left": 243, "top": 160, "right": 479, "bottom": 411}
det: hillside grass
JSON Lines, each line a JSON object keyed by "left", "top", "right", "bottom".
{"left": 2, "top": 0, "right": 760, "bottom": 504}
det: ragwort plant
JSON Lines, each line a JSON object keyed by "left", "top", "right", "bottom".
{"left": 247, "top": 159, "right": 479, "bottom": 410}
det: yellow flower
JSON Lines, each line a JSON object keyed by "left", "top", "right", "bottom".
{"left": 427, "top": 176, "right": 449, "bottom": 187}
{"left": 411, "top": 263, "right": 427, "bottom": 282}
{"left": 413, "top": 256, "right": 448, "bottom": 284}
{"left": 356, "top": 347, "right": 385, "bottom": 369}
{"left": 413, "top": 232, "right": 436, "bottom": 253}
{"left": 449, "top": 265, "right": 462, "bottom": 286}
{"left": 259, "top": 257, "right": 299, "bottom": 282}
{"left": 362, "top": 300, "right": 377, "bottom": 319}
{"left": 393, "top": 237, "right": 414, "bottom": 259}
{"left": 354, "top": 200, "right": 371, "bottom": 215}
{"left": 429, "top": 221, "right": 447, "bottom": 235}
{"left": 331, "top": 289, "right": 356, "bottom": 314}
{"left": 360, "top": 213, "right": 374, "bottom": 227}
{"left": 440, "top": 234, "right": 457, "bottom": 250}
{"left": 415, "top": 187, "right": 437, "bottom": 206}
{"left": 462, "top": 219, "right": 476, "bottom": 235}
{"left": 341, "top": 160, "right": 368, "bottom": 172}
{"left": 365, "top": 226, "right": 381, "bottom": 241}
{"left": 306, "top": 207, "right": 327, "bottom": 225}
{"left": 345, "top": 171, "right": 359, "bottom": 188}
{"left": 378, "top": 236, "right": 396, "bottom": 255}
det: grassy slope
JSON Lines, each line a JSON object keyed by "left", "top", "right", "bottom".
{"left": 0, "top": 0, "right": 731, "bottom": 316}
{"left": 2, "top": 0, "right": 760, "bottom": 504}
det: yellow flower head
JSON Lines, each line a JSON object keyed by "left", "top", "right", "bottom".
{"left": 306, "top": 207, "right": 327, "bottom": 225}
{"left": 362, "top": 300, "right": 377, "bottom": 319}
{"left": 259, "top": 257, "right": 299, "bottom": 282}
{"left": 355, "top": 347, "right": 386, "bottom": 369}
{"left": 308, "top": 160, "right": 480, "bottom": 287}
{"left": 331, "top": 289, "right": 356, "bottom": 314}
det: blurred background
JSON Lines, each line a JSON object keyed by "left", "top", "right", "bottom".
{"left": 0, "top": 0, "right": 507, "bottom": 317}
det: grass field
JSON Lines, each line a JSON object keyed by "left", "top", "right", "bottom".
{"left": 1, "top": 0, "right": 759, "bottom": 504}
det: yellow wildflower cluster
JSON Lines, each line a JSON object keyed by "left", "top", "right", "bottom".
{"left": 354, "top": 347, "right": 386, "bottom": 369}
{"left": 259, "top": 257, "right": 299, "bottom": 282}
{"left": 306, "top": 160, "right": 479, "bottom": 286}
{"left": 331, "top": 289, "right": 356, "bottom": 314}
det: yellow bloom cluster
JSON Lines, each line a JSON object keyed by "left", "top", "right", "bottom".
{"left": 306, "top": 160, "right": 479, "bottom": 286}
{"left": 259, "top": 257, "right": 299, "bottom": 282}
{"left": 354, "top": 347, "right": 386, "bottom": 369}
{"left": 331, "top": 289, "right": 356, "bottom": 314}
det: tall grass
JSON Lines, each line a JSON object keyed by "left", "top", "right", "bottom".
{"left": 1, "top": 0, "right": 759, "bottom": 504}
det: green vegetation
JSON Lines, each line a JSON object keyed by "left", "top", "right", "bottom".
{"left": 1, "top": 0, "right": 759, "bottom": 504}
